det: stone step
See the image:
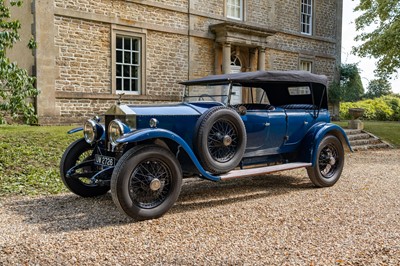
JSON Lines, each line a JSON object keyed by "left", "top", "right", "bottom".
{"left": 343, "top": 129, "right": 363, "bottom": 135}
{"left": 347, "top": 133, "right": 371, "bottom": 141}
{"left": 352, "top": 142, "right": 392, "bottom": 151}
{"left": 350, "top": 138, "right": 381, "bottom": 146}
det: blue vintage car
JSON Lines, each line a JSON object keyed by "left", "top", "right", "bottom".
{"left": 60, "top": 70, "right": 351, "bottom": 220}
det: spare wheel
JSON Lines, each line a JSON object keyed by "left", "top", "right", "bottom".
{"left": 194, "top": 106, "right": 246, "bottom": 174}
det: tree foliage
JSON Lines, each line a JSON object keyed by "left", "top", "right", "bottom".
{"left": 353, "top": 0, "right": 400, "bottom": 78}
{"left": 364, "top": 78, "right": 392, "bottom": 99}
{"left": 0, "top": 0, "right": 39, "bottom": 124}
{"left": 329, "top": 63, "right": 364, "bottom": 103}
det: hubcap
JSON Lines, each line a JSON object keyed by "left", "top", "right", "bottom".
{"left": 223, "top": 135, "right": 232, "bottom": 146}
{"left": 150, "top": 178, "right": 162, "bottom": 191}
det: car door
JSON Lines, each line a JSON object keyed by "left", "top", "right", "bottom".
{"left": 284, "top": 109, "right": 314, "bottom": 146}
{"left": 243, "top": 108, "right": 286, "bottom": 155}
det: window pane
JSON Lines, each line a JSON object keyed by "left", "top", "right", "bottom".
{"left": 116, "top": 64, "right": 122, "bottom": 77}
{"left": 123, "top": 65, "right": 130, "bottom": 77}
{"left": 116, "top": 51, "right": 122, "bottom": 63}
{"left": 123, "top": 79, "right": 130, "bottom": 91}
{"left": 131, "top": 66, "right": 138, "bottom": 78}
{"left": 116, "top": 78, "right": 122, "bottom": 90}
{"left": 124, "top": 38, "right": 131, "bottom": 50}
{"left": 131, "top": 79, "right": 138, "bottom": 92}
{"left": 132, "top": 52, "right": 139, "bottom": 65}
{"left": 116, "top": 37, "right": 123, "bottom": 49}
{"left": 132, "top": 39, "right": 139, "bottom": 51}
{"left": 124, "top": 51, "right": 131, "bottom": 64}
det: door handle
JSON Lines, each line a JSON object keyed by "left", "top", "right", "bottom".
{"left": 304, "top": 121, "right": 309, "bottom": 125}
{"left": 264, "top": 122, "right": 270, "bottom": 127}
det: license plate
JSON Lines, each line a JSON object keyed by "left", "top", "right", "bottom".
{"left": 94, "top": 154, "right": 115, "bottom": 167}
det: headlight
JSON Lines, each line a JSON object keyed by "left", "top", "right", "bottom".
{"left": 108, "top": 119, "right": 124, "bottom": 146}
{"left": 83, "top": 119, "right": 97, "bottom": 144}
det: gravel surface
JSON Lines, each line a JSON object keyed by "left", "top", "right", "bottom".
{"left": 1, "top": 149, "right": 400, "bottom": 265}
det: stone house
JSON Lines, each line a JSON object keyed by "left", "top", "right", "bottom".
{"left": 10, "top": 0, "right": 343, "bottom": 124}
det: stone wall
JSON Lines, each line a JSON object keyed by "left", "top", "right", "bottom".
{"left": 146, "top": 31, "right": 188, "bottom": 96}
{"left": 54, "top": 17, "right": 111, "bottom": 94}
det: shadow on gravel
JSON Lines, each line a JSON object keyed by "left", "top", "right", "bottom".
{"left": 5, "top": 173, "right": 314, "bottom": 233}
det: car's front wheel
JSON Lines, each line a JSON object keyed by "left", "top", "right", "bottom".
{"left": 60, "top": 138, "right": 110, "bottom": 197}
{"left": 307, "top": 135, "right": 344, "bottom": 187}
{"left": 111, "top": 145, "right": 182, "bottom": 220}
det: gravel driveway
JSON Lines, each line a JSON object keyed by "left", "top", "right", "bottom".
{"left": 1, "top": 149, "right": 400, "bottom": 265}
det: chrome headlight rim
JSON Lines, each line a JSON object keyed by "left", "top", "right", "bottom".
{"left": 83, "top": 119, "right": 97, "bottom": 144}
{"left": 108, "top": 119, "right": 125, "bottom": 146}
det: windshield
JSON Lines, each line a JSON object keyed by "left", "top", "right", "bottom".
{"left": 183, "top": 84, "right": 271, "bottom": 105}
{"left": 183, "top": 85, "right": 230, "bottom": 104}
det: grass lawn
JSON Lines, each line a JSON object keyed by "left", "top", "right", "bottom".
{"left": 334, "top": 120, "right": 400, "bottom": 148}
{"left": 0, "top": 125, "right": 79, "bottom": 196}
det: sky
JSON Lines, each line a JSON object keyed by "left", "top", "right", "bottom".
{"left": 341, "top": 0, "right": 400, "bottom": 93}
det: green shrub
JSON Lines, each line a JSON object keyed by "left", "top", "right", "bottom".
{"left": 339, "top": 95, "right": 400, "bottom": 121}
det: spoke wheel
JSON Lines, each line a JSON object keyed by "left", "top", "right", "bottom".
{"left": 60, "top": 138, "right": 110, "bottom": 197}
{"left": 111, "top": 145, "right": 182, "bottom": 220}
{"left": 129, "top": 159, "right": 172, "bottom": 209}
{"left": 208, "top": 119, "right": 239, "bottom": 163}
{"left": 307, "top": 135, "right": 344, "bottom": 187}
{"left": 195, "top": 106, "right": 246, "bottom": 174}
{"left": 318, "top": 143, "right": 340, "bottom": 178}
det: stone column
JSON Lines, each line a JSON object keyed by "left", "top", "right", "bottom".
{"left": 249, "top": 48, "right": 256, "bottom": 72}
{"left": 214, "top": 44, "right": 221, "bottom": 74}
{"left": 257, "top": 47, "right": 266, "bottom": 71}
{"left": 34, "top": 0, "right": 58, "bottom": 124}
{"left": 222, "top": 42, "right": 231, "bottom": 74}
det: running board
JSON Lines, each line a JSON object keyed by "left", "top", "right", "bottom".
{"left": 219, "top": 162, "right": 312, "bottom": 181}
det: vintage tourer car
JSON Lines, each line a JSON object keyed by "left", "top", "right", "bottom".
{"left": 60, "top": 70, "right": 351, "bottom": 220}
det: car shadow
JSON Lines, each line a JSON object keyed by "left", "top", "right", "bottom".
{"left": 4, "top": 173, "right": 314, "bottom": 233}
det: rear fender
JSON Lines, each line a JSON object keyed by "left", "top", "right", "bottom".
{"left": 300, "top": 123, "right": 352, "bottom": 165}
{"left": 116, "top": 128, "right": 220, "bottom": 181}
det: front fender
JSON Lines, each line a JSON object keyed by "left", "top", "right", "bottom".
{"left": 67, "top": 127, "right": 83, "bottom": 134}
{"left": 300, "top": 123, "right": 352, "bottom": 166}
{"left": 116, "top": 128, "right": 221, "bottom": 181}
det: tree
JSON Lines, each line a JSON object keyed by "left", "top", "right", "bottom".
{"left": 0, "top": 0, "right": 39, "bottom": 124}
{"left": 364, "top": 78, "right": 392, "bottom": 99}
{"left": 353, "top": 0, "right": 400, "bottom": 78}
{"left": 329, "top": 63, "right": 364, "bottom": 102}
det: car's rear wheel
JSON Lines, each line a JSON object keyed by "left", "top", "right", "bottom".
{"left": 194, "top": 106, "right": 246, "bottom": 174}
{"left": 60, "top": 138, "right": 110, "bottom": 197}
{"left": 111, "top": 145, "right": 182, "bottom": 220}
{"left": 307, "top": 135, "right": 344, "bottom": 187}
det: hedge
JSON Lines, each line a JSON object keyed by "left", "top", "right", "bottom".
{"left": 339, "top": 95, "right": 400, "bottom": 121}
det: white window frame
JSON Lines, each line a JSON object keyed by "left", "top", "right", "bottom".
{"left": 300, "top": 0, "right": 313, "bottom": 35}
{"left": 226, "top": 0, "right": 244, "bottom": 21}
{"left": 111, "top": 26, "right": 146, "bottom": 95}
{"left": 299, "top": 60, "right": 313, "bottom": 72}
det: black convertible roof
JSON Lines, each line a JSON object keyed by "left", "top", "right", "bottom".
{"left": 180, "top": 70, "right": 328, "bottom": 87}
